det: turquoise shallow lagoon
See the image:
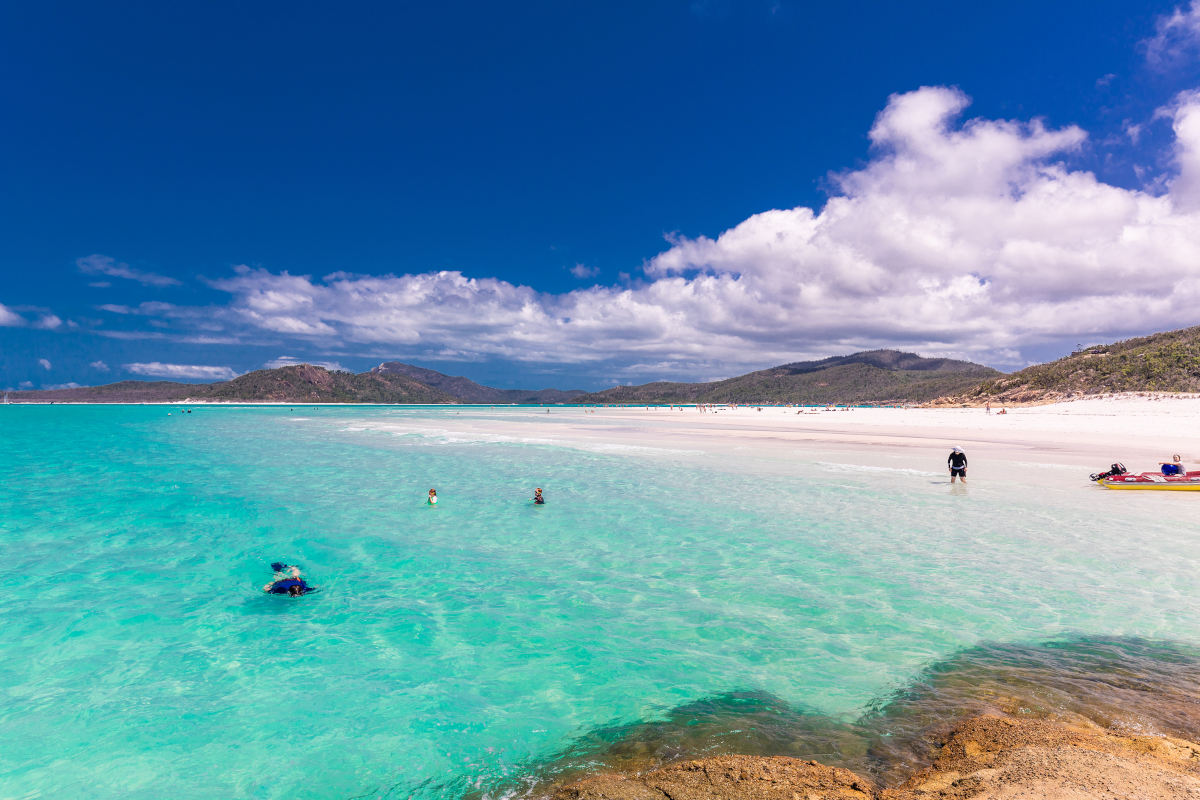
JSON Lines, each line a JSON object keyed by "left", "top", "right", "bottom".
{"left": 2, "top": 405, "right": 1198, "bottom": 798}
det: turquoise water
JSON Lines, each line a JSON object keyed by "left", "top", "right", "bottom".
{"left": 2, "top": 405, "right": 1199, "bottom": 798}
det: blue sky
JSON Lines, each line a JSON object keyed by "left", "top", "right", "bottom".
{"left": 5, "top": 1, "right": 1200, "bottom": 390}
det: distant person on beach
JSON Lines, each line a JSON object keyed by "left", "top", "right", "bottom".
{"left": 428, "top": 488, "right": 438, "bottom": 505}
{"left": 533, "top": 488, "right": 544, "bottom": 504}
{"left": 948, "top": 447, "right": 968, "bottom": 483}
{"left": 1160, "top": 454, "right": 1185, "bottom": 476}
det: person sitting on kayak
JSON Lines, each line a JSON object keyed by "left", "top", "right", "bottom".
{"left": 948, "top": 447, "right": 968, "bottom": 483}
{"left": 533, "top": 488, "right": 545, "bottom": 504}
{"left": 1161, "top": 454, "right": 1186, "bottom": 476}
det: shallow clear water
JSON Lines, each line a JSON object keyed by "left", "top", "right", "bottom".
{"left": 2, "top": 405, "right": 1198, "bottom": 798}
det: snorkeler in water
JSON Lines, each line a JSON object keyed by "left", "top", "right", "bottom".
{"left": 428, "top": 488, "right": 438, "bottom": 505}
{"left": 263, "top": 562, "right": 315, "bottom": 596}
{"left": 533, "top": 488, "right": 545, "bottom": 504}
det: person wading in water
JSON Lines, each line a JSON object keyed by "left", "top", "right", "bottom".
{"left": 948, "top": 447, "right": 968, "bottom": 483}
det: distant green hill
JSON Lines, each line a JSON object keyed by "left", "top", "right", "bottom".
{"left": 9, "top": 364, "right": 455, "bottom": 403}
{"left": 6, "top": 380, "right": 197, "bottom": 402}
{"left": 18, "top": 331, "right": 1196, "bottom": 407}
{"left": 6, "top": 361, "right": 578, "bottom": 404}
{"left": 963, "top": 326, "right": 1200, "bottom": 403}
{"left": 573, "top": 350, "right": 1000, "bottom": 405}
{"left": 201, "top": 364, "right": 455, "bottom": 403}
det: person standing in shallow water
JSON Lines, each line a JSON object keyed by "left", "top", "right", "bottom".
{"left": 948, "top": 447, "right": 968, "bottom": 483}
{"left": 428, "top": 488, "right": 438, "bottom": 505}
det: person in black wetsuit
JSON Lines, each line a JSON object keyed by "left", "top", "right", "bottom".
{"left": 948, "top": 447, "right": 968, "bottom": 483}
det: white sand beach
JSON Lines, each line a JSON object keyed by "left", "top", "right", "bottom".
{"left": 355, "top": 395, "right": 1200, "bottom": 483}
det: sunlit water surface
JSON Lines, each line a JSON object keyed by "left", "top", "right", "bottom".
{"left": 1, "top": 405, "right": 1198, "bottom": 799}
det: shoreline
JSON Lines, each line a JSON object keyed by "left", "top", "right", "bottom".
{"left": 3, "top": 389, "right": 1199, "bottom": 405}
{"left": 251, "top": 393, "right": 1200, "bottom": 477}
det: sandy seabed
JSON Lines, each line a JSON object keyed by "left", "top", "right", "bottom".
{"left": 44, "top": 396, "right": 1200, "bottom": 797}
{"left": 469, "top": 395, "right": 1200, "bottom": 799}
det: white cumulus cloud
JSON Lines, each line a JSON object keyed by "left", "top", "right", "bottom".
{"left": 125, "top": 362, "right": 238, "bottom": 380}
{"left": 1145, "top": 0, "right": 1200, "bottom": 66}
{"left": 570, "top": 263, "right": 600, "bottom": 279}
{"left": 0, "top": 303, "right": 24, "bottom": 326}
{"left": 1168, "top": 90, "right": 1200, "bottom": 210}
{"left": 192, "top": 86, "right": 1200, "bottom": 377}
{"left": 38, "top": 358, "right": 52, "bottom": 370}
{"left": 78, "top": 254, "right": 181, "bottom": 287}
{"left": 90, "top": 360, "right": 109, "bottom": 371}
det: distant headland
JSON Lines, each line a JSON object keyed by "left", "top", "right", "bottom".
{"left": 8, "top": 325, "right": 1200, "bottom": 405}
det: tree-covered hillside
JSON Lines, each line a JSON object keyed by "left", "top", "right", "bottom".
{"left": 965, "top": 326, "right": 1200, "bottom": 403}
{"left": 200, "top": 365, "right": 455, "bottom": 403}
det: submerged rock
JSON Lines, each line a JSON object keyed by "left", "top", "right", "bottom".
{"left": 549, "top": 714, "right": 1200, "bottom": 800}
{"left": 882, "top": 714, "right": 1200, "bottom": 799}
{"left": 551, "top": 754, "right": 874, "bottom": 800}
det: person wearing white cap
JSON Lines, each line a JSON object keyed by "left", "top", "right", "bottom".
{"left": 948, "top": 446, "right": 968, "bottom": 483}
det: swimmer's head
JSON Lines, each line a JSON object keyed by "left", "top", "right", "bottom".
{"left": 288, "top": 585, "right": 303, "bottom": 597}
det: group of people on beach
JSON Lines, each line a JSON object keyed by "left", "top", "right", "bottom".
{"left": 273, "top": 443, "right": 1191, "bottom": 595}
{"left": 267, "top": 444, "right": 981, "bottom": 598}
{"left": 270, "top": 444, "right": 982, "bottom": 598}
